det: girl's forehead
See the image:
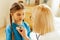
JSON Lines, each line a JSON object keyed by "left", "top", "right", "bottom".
{"left": 15, "top": 10, "right": 24, "bottom": 13}
{"left": 18, "top": 9, "right": 24, "bottom": 12}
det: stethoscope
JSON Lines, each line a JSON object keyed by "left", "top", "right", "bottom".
{"left": 36, "top": 33, "right": 40, "bottom": 40}
{"left": 17, "top": 25, "right": 23, "bottom": 32}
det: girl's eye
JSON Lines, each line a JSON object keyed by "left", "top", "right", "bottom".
{"left": 17, "top": 13, "right": 24, "bottom": 16}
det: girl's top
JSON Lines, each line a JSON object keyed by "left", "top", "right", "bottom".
{"left": 6, "top": 21, "right": 31, "bottom": 40}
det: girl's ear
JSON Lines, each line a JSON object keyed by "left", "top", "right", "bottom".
{"left": 10, "top": 13, "right": 13, "bottom": 16}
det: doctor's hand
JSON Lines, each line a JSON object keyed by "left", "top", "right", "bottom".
{"left": 16, "top": 27, "right": 29, "bottom": 40}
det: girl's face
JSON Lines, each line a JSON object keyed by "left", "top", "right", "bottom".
{"left": 12, "top": 9, "right": 24, "bottom": 22}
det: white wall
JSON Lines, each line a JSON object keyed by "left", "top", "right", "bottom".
{"left": 0, "top": 0, "right": 17, "bottom": 28}
{"left": 0, "top": 0, "right": 9, "bottom": 27}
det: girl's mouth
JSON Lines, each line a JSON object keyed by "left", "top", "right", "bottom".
{"left": 19, "top": 19, "right": 22, "bottom": 20}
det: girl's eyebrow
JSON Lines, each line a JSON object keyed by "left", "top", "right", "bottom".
{"left": 16, "top": 13, "right": 21, "bottom": 14}
{"left": 17, "top": 13, "right": 21, "bottom": 14}
{"left": 17, "top": 12, "right": 21, "bottom": 14}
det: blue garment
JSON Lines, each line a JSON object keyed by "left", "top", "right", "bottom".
{"left": 6, "top": 21, "right": 31, "bottom": 40}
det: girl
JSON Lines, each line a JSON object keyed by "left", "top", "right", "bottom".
{"left": 6, "top": 2, "right": 31, "bottom": 40}
{"left": 17, "top": 4, "right": 60, "bottom": 40}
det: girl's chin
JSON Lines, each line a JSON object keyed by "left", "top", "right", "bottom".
{"left": 15, "top": 19, "right": 23, "bottom": 22}
{"left": 16, "top": 20, "right": 22, "bottom": 24}
{"left": 18, "top": 20, "right": 22, "bottom": 22}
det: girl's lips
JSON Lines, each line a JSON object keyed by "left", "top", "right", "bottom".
{"left": 19, "top": 19, "right": 22, "bottom": 20}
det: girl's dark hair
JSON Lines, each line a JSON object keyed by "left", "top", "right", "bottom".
{"left": 10, "top": 2, "right": 24, "bottom": 27}
{"left": 18, "top": 1, "right": 23, "bottom": 3}
{"left": 10, "top": 3, "right": 24, "bottom": 13}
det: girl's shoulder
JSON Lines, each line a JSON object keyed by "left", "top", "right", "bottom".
{"left": 23, "top": 21, "right": 29, "bottom": 25}
{"left": 6, "top": 24, "right": 12, "bottom": 32}
{"left": 23, "top": 21, "right": 30, "bottom": 27}
{"left": 6, "top": 24, "right": 10, "bottom": 29}
{"left": 23, "top": 21, "right": 31, "bottom": 32}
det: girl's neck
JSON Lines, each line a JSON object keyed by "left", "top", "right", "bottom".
{"left": 14, "top": 21, "right": 22, "bottom": 25}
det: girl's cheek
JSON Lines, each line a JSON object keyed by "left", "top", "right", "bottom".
{"left": 22, "top": 15, "right": 25, "bottom": 19}
{"left": 22, "top": 17, "right": 24, "bottom": 20}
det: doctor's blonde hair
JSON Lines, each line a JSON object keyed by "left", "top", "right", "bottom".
{"left": 32, "top": 4, "right": 54, "bottom": 35}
